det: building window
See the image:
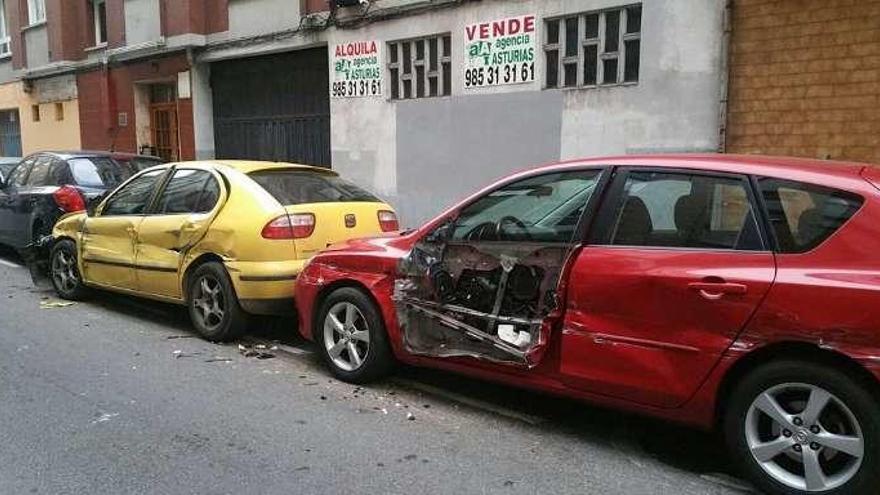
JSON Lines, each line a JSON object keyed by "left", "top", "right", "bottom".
{"left": 0, "top": 0, "right": 10, "bottom": 56}
{"left": 544, "top": 5, "right": 641, "bottom": 89}
{"left": 91, "top": 0, "right": 107, "bottom": 46}
{"left": 27, "top": 0, "right": 46, "bottom": 25}
{"left": 388, "top": 34, "right": 452, "bottom": 100}
{"left": 31, "top": 104, "right": 40, "bottom": 122}
{"left": 54, "top": 102, "right": 64, "bottom": 121}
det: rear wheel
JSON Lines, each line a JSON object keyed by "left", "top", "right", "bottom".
{"left": 724, "top": 360, "right": 879, "bottom": 494}
{"left": 187, "top": 262, "right": 248, "bottom": 341}
{"left": 50, "top": 239, "right": 89, "bottom": 300}
{"left": 315, "top": 287, "right": 393, "bottom": 383}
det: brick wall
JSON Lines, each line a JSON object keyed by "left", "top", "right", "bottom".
{"left": 77, "top": 54, "right": 195, "bottom": 160}
{"left": 727, "top": 0, "right": 880, "bottom": 164}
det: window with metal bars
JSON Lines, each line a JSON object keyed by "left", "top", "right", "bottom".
{"left": 388, "top": 34, "right": 452, "bottom": 100}
{"left": 544, "top": 5, "right": 641, "bottom": 89}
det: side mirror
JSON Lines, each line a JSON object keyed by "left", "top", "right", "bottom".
{"left": 424, "top": 218, "right": 455, "bottom": 244}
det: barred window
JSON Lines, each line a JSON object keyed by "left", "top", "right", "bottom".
{"left": 388, "top": 34, "right": 452, "bottom": 100}
{"left": 544, "top": 5, "right": 641, "bottom": 89}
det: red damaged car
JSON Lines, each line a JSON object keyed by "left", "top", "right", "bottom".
{"left": 295, "top": 155, "right": 880, "bottom": 495}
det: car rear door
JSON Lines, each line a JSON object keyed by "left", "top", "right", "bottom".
{"left": 81, "top": 169, "right": 167, "bottom": 290}
{"left": 0, "top": 157, "right": 33, "bottom": 245}
{"left": 559, "top": 167, "right": 776, "bottom": 408}
{"left": 134, "top": 167, "right": 226, "bottom": 299}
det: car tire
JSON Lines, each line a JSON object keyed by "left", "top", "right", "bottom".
{"left": 186, "top": 262, "right": 249, "bottom": 341}
{"left": 49, "top": 239, "right": 89, "bottom": 300}
{"left": 724, "top": 359, "right": 879, "bottom": 495}
{"left": 315, "top": 287, "right": 393, "bottom": 384}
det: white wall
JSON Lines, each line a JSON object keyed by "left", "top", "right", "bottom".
{"left": 124, "top": 0, "right": 162, "bottom": 45}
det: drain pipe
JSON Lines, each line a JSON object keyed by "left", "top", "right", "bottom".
{"left": 718, "top": 0, "right": 733, "bottom": 153}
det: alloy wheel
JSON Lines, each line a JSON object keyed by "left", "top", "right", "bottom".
{"left": 745, "top": 383, "right": 865, "bottom": 492}
{"left": 192, "top": 276, "right": 226, "bottom": 331}
{"left": 323, "top": 301, "right": 370, "bottom": 372}
{"left": 52, "top": 248, "right": 79, "bottom": 294}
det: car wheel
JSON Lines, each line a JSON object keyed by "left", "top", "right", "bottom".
{"left": 724, "top": 360, "right": 879, "bottom": 495}
{"left": 50, "top": 239, "right": 89, "bottom": 300}
{"left": 187, "top": 262, "right": 248, "bottom": 341}
{"left": 315, "top": 287, "right": 393, "bottom": 383}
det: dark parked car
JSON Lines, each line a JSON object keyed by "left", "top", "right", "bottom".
{"left": 0, "top": 157, "right": 21, "bottom": 180}
{"left": 0, "top": 151, "right": 162, "bottom": 250}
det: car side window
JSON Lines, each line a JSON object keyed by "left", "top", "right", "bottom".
{"left": 8, "top": 158, "right": 34, "bottom": 187}
{"left": 759, "top": 178, "right": 863, "bottom": 253}
{"left": 605, "top": 171, "right": 763, "bottom": 251}
{"left": 156, "top": 170, "right": 220, "bottom": 215}
{"left": 101, "top": 170, "right": 165, "bottom": 217}
{"left": 26, "top": 156, "right": 54, "bottom": 186}
{"left": 451, "top": 170, "right": 601, "bottom": 243}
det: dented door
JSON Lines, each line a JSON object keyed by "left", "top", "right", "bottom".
{"left": 134, "top": 169, "right": 225, "bottom": 299}
{"left": 394, "top": 169, "right": 604, "bottom": 367}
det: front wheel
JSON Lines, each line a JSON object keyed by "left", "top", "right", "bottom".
{"left": 50, "top": 239, "right": 89, "bottom": 300}
{"left": 315, "top": 287, "right": 393, "bottom": 383}
{"left": 187, "top": 262, "right": 248, "bottom": 341}
{"left": 724, "top": 360, "right": 879, "bottom": 495}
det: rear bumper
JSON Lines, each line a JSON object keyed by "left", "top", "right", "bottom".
{"left": 225, "top": 259, "right": 307, "bottom": 315}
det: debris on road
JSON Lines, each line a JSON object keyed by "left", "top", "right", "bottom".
{"left": 172, "top": 350, "right": 203, "bottom": 359}
{"left": 407, "top": 412, "right": 415, "bottom": 421}
{"left": 166, "top": 335, "right": 196, "bottom": 340}
{"left": 238, "top": 343, "right": 275, "bottom": 360}
{"left": 91, "top": 412, "right": 119, "bottom": 424}
{"left": 204, "top": 357, "right": 234, "bottom": 363}
{"left": 39, "top": 299, "right": 75, "bottom": 309}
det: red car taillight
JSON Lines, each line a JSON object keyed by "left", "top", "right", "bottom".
{"left": 53, "top": 185, "right": 86, "bottom": 213}
{"left": 261, "top": 213, "right": 315, "bottom": 239}
{"left": 378, "top": 210, "right": 399, "bottom": 232}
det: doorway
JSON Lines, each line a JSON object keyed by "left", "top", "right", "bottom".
{"left": 148, "top": 84, "right": 178, "bottom": 162}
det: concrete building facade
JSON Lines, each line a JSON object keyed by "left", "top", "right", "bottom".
{"left": 194, "top": 0, "right": 729, "bottom": 225}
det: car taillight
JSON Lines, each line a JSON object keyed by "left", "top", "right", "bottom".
{"left": 261, "top": 213, "right": 315, "bottom": 239}
{"left": 377, "top": 210, "right": 399, "bottom": 232}
{"left": 53, "top": 186, "right": 86, "bottom": 213}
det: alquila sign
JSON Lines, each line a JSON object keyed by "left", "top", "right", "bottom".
{"left": 464, "top": 14, "right": 537, "bottom": 89}
{"left": 331, "top": 41, "right": 383, "bottom": 98}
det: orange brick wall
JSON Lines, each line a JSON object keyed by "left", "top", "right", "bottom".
{"left": 727, "top": 0, "right": 880, "bottom": 164}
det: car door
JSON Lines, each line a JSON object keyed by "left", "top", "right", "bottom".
{"left": 559, "top": 168, "right": 776, "bottom": 408}
{"left": 81, "top": 169, "right": 168, "bottom": 291}
{"left": 0, "top": 157, "right": 34, "bottom": 246}
{"left": 395, "top": 168, "right": 606, "bottom": 367}
{"left": 134, "top": 167, "right": 225, "bottom": 299}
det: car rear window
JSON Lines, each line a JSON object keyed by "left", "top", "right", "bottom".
{"left": 69, "top": 157, "right": 135, "bottom": 188}
{"left": 759, "top": 178, "right": 863, "bottom": 253}
{"left": 249, "top": 170, "right": 380, "bottom": 204}
{"left": 116, "top": 156, "right": 164, "bottom": 171}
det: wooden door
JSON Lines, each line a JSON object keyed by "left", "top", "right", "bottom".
{"left": 150, "top": 103, "right": 179, "bottom": 162}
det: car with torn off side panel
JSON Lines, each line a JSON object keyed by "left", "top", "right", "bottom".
{"left": 50, "top": 160, "right": 398, "bottom": 341}
{"left": 296, "top": 154, "right": 880, "bottom": 495}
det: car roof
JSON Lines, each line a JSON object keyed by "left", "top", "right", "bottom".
{"left": 520, "top": 153, "right": 873, "bottom": 191}
{"left": 201, "top": 160, "right": 336, "bottom": 175}
{"left": 32, "top": 150, "right": 162, "bottom": 161}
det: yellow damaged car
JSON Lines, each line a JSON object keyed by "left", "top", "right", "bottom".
{"left": 49, "top": 160, "right": 398, "bottom": 340}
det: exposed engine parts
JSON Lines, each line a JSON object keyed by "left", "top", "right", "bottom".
{"left": 394, "top": 241, "right": 568, "bottom": 366}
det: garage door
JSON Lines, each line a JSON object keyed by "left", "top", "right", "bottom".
{"left": 212, "top": 47, "right": 331, "bottom": 167}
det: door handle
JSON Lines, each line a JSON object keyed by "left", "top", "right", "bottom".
{"left": 688, "top": 280, "right": 748, "bottom": 300}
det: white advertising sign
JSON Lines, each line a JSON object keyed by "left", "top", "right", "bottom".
{"left": 331, "top": 41, "right": 383, "bottom": 98}
{"left": 464, "top": 14, "right": 537, "bottom": 89}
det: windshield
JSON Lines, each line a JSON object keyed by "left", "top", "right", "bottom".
{"left": 69, "top": 157, "right": 136, "bottom": 188}
{"left": 249, "top": 170, "right": 381, "bottom": 205}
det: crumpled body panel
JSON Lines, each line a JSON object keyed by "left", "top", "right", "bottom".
{"left": 394, "top": 239, "right": 569, "bottom": 367}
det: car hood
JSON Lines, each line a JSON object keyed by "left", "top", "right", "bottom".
{"left": 322, "top": 232, "right": 417, "bottom": 256}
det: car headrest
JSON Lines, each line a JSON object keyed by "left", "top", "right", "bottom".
{"left": 613, "top": 197, "right": 653, "bottom": 245}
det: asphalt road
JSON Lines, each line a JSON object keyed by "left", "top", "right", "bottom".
{"left": 0, "top": 247, "right": 755, "bottom": 495}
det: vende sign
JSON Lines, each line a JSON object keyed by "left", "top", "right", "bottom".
{"left": 331, "top": 41, "right": 383, "bottom": 98}
{"left": 464, "top": 14, "right": 537, "bottom": 89}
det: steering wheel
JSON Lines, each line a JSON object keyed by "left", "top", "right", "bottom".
{"left": 495, "top": 216, "right": 532, "bottom": 241}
